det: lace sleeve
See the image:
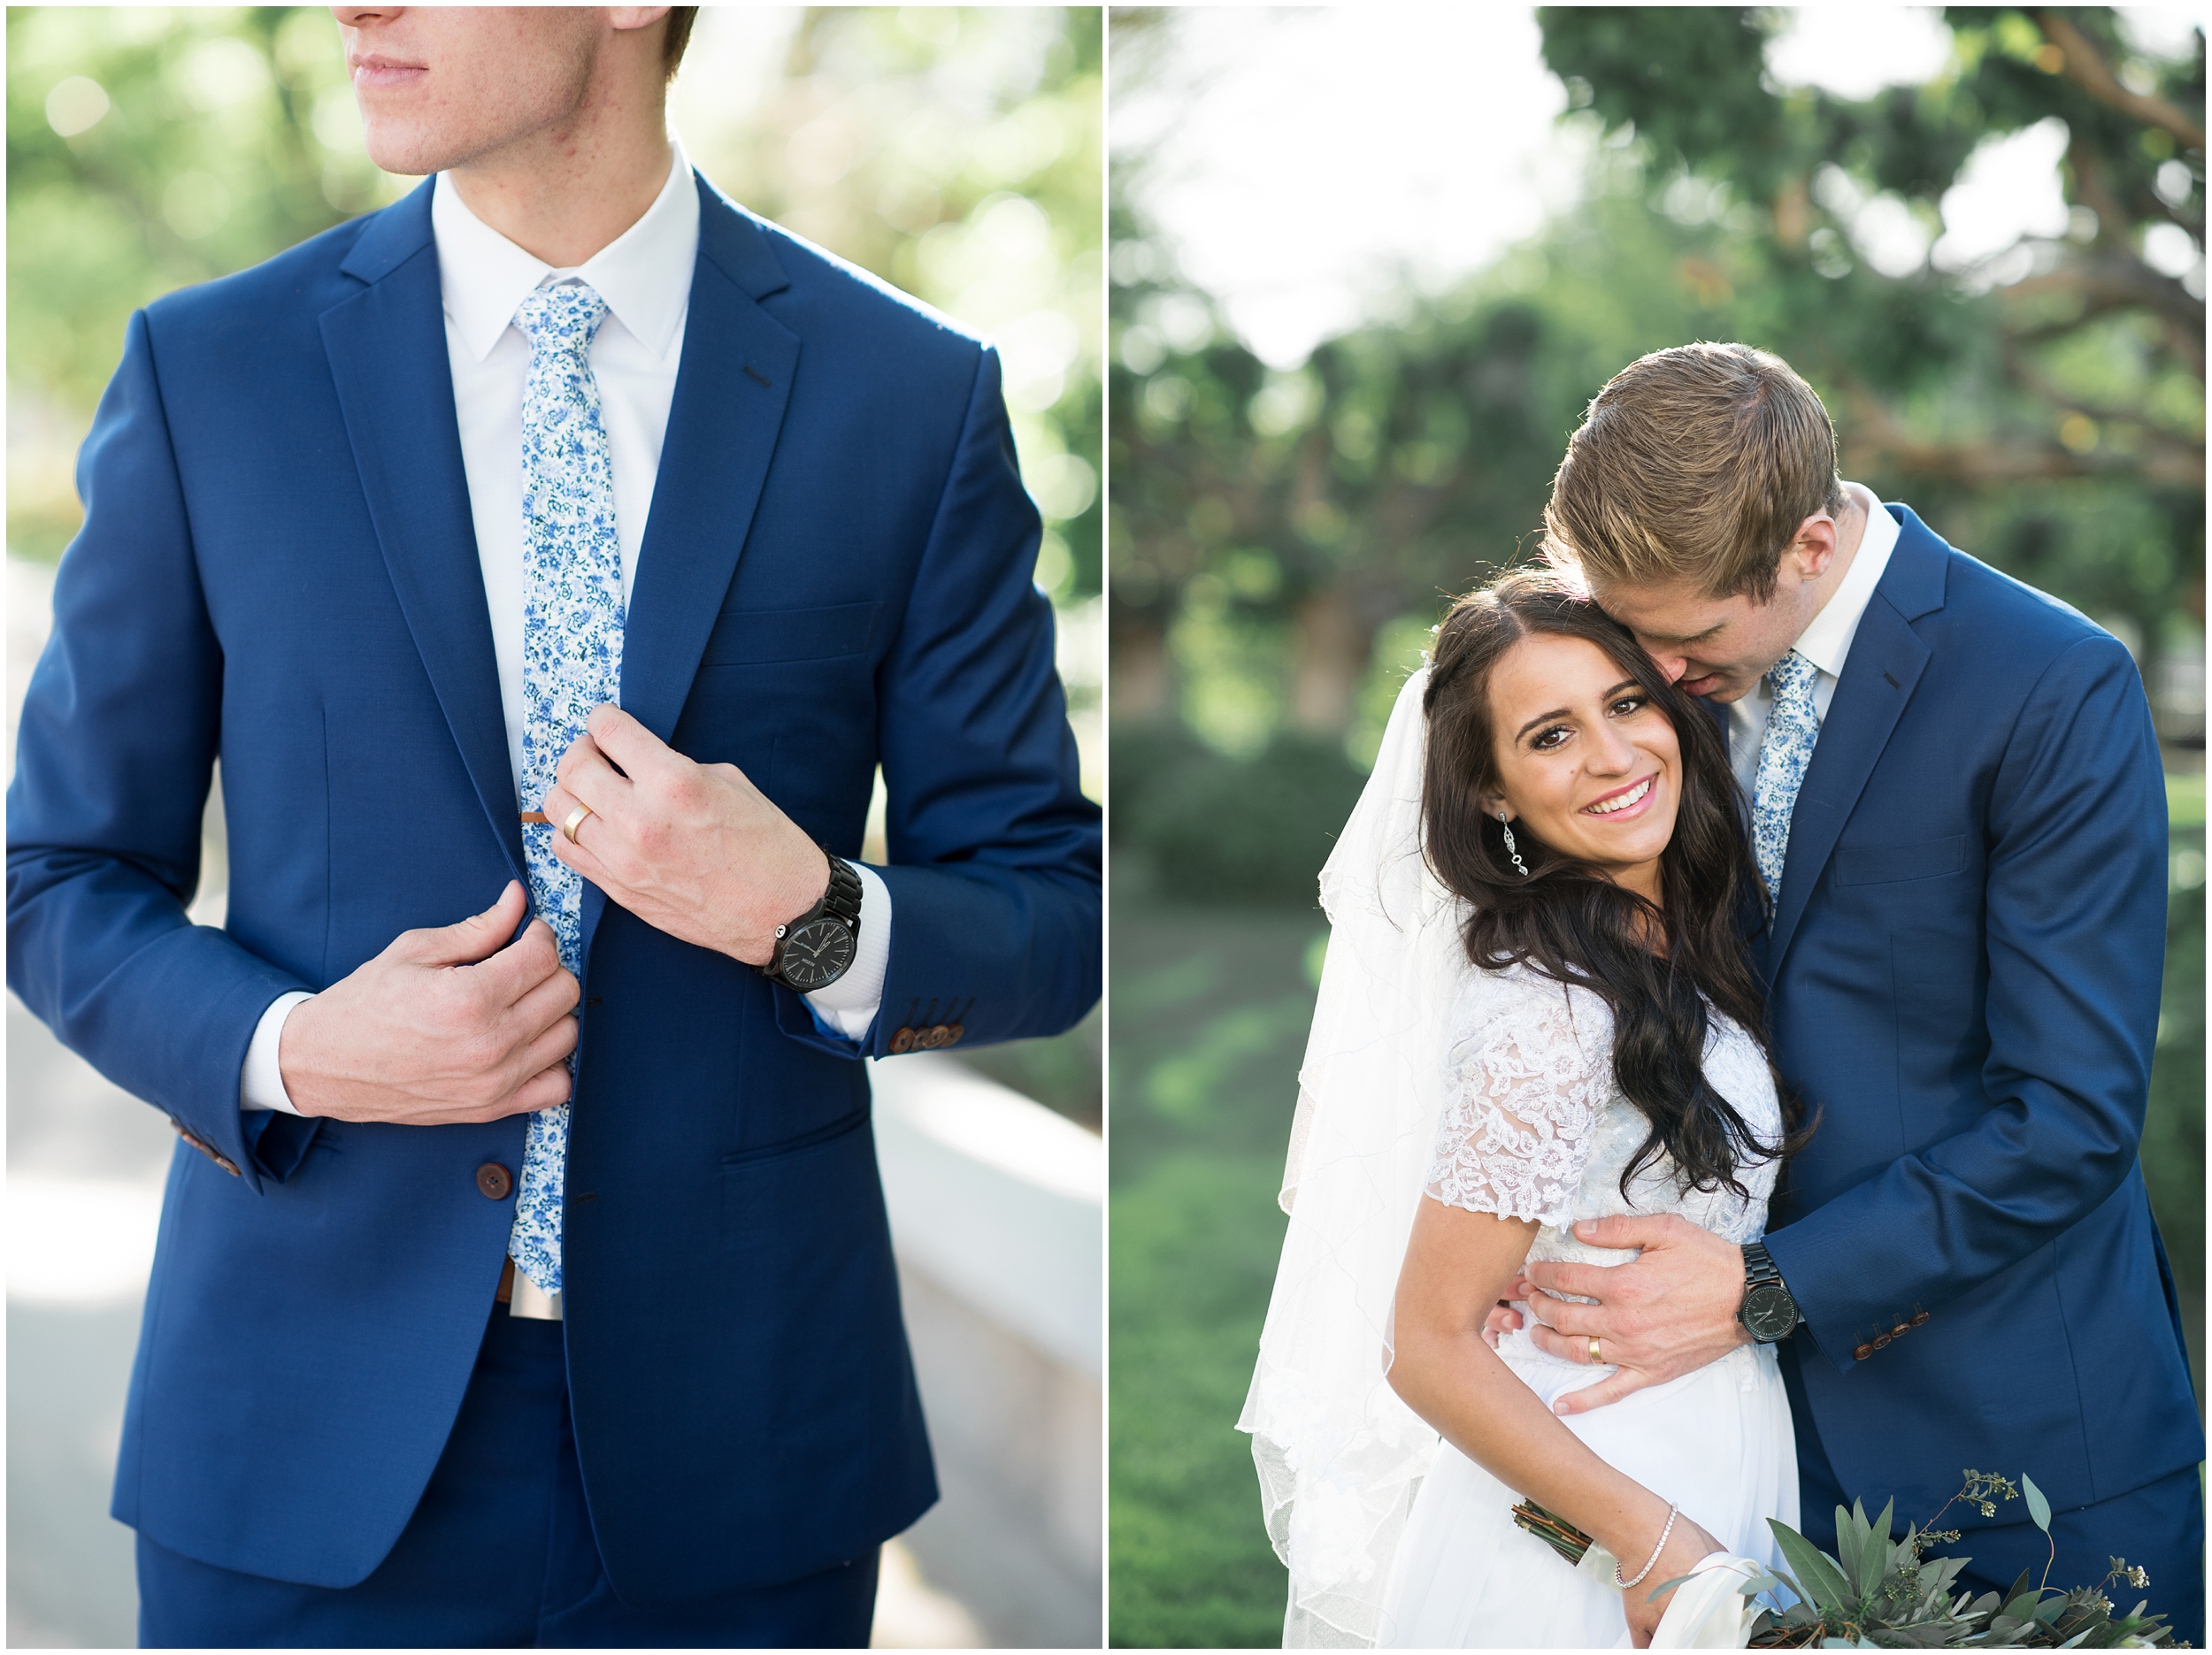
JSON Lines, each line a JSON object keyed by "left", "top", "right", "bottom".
{"left": 1424, "top": 970, "right": 1612, "bottom": 1226}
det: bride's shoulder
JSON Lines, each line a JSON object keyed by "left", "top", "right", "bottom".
{"left": 1446, "top": 956, "right": 1614, "bottom": 1054}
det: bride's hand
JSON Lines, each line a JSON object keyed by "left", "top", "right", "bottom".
{"left": 1618, "top": 1509, "right": 1724, "bottom": 1648}
{"left": 1480, "top": 1276, "right": 1540, "bottom": 1346}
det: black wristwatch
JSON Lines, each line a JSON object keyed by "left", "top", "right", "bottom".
{"left": 759, "top": 853, "right": 863, "bottom": 992}
{"left": 1738, "top": 1241, "right": 1802, "bottom": 1343}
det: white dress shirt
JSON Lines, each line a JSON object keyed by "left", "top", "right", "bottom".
{"left": 1725, "top": 482, "right": 1901, "bottom": 794}
{"left": 242, "top": 138, "right": 890, "bottom": 1124}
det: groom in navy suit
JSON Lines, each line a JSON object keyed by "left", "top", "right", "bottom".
{"left": 1495, "top": 344, "right": 2200, "bottom": 1638}
{"left": 7, "top": 7, "right": 1098, "bottom": 1645}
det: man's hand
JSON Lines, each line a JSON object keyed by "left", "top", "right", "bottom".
{"left": 539, "top": 705, "right": 828, "bottom": 967}
{"left": 1506, "top": 1214, "right": 1750, "bottom": 1414}
{"left": 280, "top": 881, "right": 580, "bottom": 1122}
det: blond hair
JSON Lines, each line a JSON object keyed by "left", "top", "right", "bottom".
{"left": 1542, "top": 343, "right": 1844, "bottom": 602}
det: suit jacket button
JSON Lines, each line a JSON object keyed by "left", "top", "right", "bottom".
{"left": 1870, "top": 1333, "right": 1892, "bottom": 1349}
{"left": 1891, "top": 1322, "right": 1910, "bottom": 1338}
{"left": 890, "top": 1027, "right": 916, "bottom": 1054}
{"left": 1854, "top": 1344, "right": 1873, "bottom": 1361}
{"left": 476, "top": 1163, "right": 512, "bottom": 1200}
{"left": 944, "top": 1023, "right": 964, "bottom": 1045}
{"left": 926, "top": 1023, "right": 951, "bottom": 1048}
{"left": 1910, "top": 1311, "right": 1930, "bottom": 1326}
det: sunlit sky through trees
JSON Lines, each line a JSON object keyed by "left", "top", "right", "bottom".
{"left": 1112, "top": 5, "right": 2206, "bottom": 369}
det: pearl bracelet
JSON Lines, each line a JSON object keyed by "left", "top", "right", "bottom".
{"left": 1613, "top": 1504, "right": 1678, "bottom": 1590}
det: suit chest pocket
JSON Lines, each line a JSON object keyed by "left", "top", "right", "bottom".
{"left": 1833, "top": 833, "right": 1968, "bottom": 886}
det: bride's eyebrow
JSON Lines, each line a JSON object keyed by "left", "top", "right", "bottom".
{"left": 1514, "top": 706, "right": 1572, "bottom": 741}
{"left": 1513, "top": 681, "right": 1641, "bottom": 743}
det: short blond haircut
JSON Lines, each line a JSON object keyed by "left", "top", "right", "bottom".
{"left": 1542, "top": 343, "right": 1844, "bottom": 602}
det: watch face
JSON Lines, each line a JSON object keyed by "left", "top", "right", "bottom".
{"left": 778, "top": 917, "right": 856, "bottom": 991}
{"left": 1744, "top": 1283, "right": 1798, "bottom": 1341}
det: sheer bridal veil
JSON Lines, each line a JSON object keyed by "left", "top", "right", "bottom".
{"left": 1236, "top": 666, "right": 1507, "bottom": 1648}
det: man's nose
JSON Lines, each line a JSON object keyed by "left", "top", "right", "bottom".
{"left": 1644, "top": 644, "right": 1688, "bottom": 684}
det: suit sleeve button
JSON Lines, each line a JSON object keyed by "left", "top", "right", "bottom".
{"left": 1854, "top": 1344, "right": 1873, "bottom": 1361}
{"left": 1910, "top": 1311, "right": 1930, "bottom": 1326}
{"left": 944, "top": 1023, "right": 964, "bottom": 1046}
{"left": 1890, "top": 1323, "right": 1910, "bottom": 1338}
{"left": 476, "top": 1163, "right": 513, "bottom": 1200}
{"left": 889, "top": 1027, "right": 916, "bottom": 1054}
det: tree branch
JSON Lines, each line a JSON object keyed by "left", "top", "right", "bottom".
{"left": 2032, "top": 10, "right": 2206, "bottom": 152}
{"left": 1835, "top": 373, "right": 2204, "bottom": 490}
{"left": 1999, "top": 247, "right": 2207, "bottom": 342}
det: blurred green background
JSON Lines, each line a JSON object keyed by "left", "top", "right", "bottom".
{"left": 1108, "top": 7, "right": 2204, "bottom": 1645}
{"left": 5, "top": 4, "right": 1102, "bottom": 1128}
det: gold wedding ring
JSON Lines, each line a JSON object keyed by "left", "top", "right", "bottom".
{"left": 561, "top": 802, "right": 595, "bottom": 845}
{"left": 1589, "top": 1336, "right": 1603, "bottom": 1365}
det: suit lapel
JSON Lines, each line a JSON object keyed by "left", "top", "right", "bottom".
{"left": 1764, "top": 511, "right": 1947, "bottom": 972}
{"left": 578, "top": 176, "right": 801, "bottom": 962}
{"left": 320, "top": 182, "right": 526, "bottom": 885}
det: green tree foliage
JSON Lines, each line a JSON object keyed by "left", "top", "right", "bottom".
{"left": 1109, "top": 7, "right": 2203, "bottom": 770}
{"left": 7, "top": 7, "right": 1102, "bottom": 601}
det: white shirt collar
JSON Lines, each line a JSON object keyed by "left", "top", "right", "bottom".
{"left": 1793, "top": 480, "right": 1900, "bottom": 678}
{"left": 432, "top": 134, "right": 698, "bottom": 364}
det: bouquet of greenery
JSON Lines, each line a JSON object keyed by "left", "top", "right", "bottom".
{"left": 1512, "top": 1471, "right": 2183, "bottom": 1648}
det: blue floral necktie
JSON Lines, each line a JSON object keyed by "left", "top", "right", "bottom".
{"left": 1751, "top": 649, "right": 1821, "bottom": 899}
{"left": 507, "top": 280, "right": 625, "bottom": 1298}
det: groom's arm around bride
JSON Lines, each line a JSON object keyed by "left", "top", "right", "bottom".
{"left": 1502, "top": 343, "right": 2202, "bottom": 1636}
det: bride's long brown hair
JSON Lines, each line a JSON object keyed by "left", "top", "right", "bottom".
{"left": 1421, "top": 567, "right": 1809, "bottom": 1201}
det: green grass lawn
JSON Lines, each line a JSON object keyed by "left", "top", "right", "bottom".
{"left": 1108, "top": 792, "right": 2205, "bottom": 1648}
{"left": 1107, "top": 893, "right": 1323, "bottom": 1648}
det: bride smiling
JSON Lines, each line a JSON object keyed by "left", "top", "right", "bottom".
{"left": 1240, "top": 569, "right": 1808, "bottom": 1648}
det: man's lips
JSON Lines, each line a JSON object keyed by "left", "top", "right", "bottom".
{"left": 1678, "top": 671, "right": 1722, "bottom": 696}
{"left": 1580, "top": 774, "right": 1657, "bottom": 819}
{"left": 350, "top": 56, "right": 429, "bottom": 89}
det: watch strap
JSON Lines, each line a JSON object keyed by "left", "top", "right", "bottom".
{"left": 818, "top": 854, "right": 863, "bottom": 930}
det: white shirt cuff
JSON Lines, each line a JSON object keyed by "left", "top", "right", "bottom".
{"left": 801, "top": 862, "right": 891, "bottom": 1041}
{"left": 240, "top": 991, "right": 314, "bottom": 1114}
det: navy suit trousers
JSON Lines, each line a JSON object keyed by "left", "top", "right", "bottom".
{"left": 135, "top": 1306, "right": 879, "bottom": 1648}
{"left": 1783, "top": 1342, "right": 2203, "bottom": 1646}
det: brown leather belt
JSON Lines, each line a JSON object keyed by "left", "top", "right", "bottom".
{"left": 496, "top": 1257, "right": 516, "bottom": 1304}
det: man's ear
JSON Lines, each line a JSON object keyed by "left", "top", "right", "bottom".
{"left": 1785, "top": 511, "right": 1840, "bottom": 584}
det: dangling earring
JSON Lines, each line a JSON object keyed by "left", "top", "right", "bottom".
{"left": 1499, "top": 810, "right": 1530, "bottom": 877}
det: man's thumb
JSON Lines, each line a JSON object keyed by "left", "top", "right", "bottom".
{"left": 403, "top": 881, "right": 528, "bottom": 967}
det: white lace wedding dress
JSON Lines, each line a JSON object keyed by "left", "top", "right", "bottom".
{"left": 1376, "top": 960, "right": 1800, "bottom": 1649}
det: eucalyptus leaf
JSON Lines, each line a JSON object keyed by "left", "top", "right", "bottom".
{"left": 1770, "top": 1520, "right": 1857, "bottom": 1615}
{"left": 1855, "top": 1499, "right": 1897, "bottom": 1599}
{"left": 2022, "top": 1474, "right": 2053, "bottom": 1535}
{"left": 1836, "top": 1499, "right": 1868, "bottom": 1590}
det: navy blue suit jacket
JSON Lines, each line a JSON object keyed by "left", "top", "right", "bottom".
{"left": 1755, "top": 505, "right": 2200, "bottom": 1526}
{"left": 6, "top": 175, "right": 1101, "bottom": 1603}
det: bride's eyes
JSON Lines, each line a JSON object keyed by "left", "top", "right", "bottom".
{"left": 1529, "top": 695, "right": 1647, "bottom": 750}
